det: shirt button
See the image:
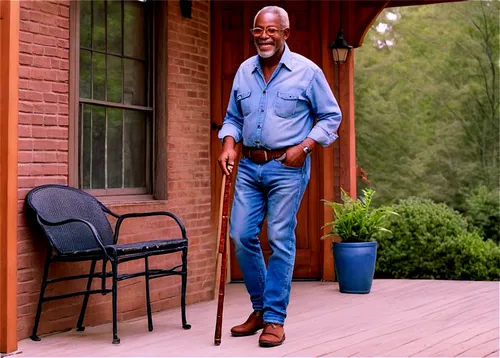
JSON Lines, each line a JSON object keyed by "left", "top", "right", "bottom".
{"left": 263, "top": 90, "right": 266, "bottom": 94}
{"left": 258, "top": 125, "right": 261, "bottom": 128}
{"left": 260, "top": 109, "right": 264, "bottom": 112}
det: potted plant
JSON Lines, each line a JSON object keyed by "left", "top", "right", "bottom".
{"left": 322, "top": 188, "right": 396, "bottom": 294}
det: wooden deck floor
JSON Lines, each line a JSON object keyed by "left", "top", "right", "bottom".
{"left": 17, "top": 280, "right": 499, "bottom": 357}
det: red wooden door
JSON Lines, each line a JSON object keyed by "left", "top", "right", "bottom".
{"left": 211, "top": 1, "right": 322, "bottom": 280}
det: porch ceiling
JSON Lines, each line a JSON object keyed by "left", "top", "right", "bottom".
{"left": 387, "top": 0, "right": 468, "bottom": 8}
{"left": 18, "top": 280, "right": 499, "bottom": 357}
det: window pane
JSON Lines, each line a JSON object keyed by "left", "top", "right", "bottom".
{"left": 80, "top": 1, "right": 91, "bottom": 48}
{"left": 107, "top": 55, "right": 122, "bottom": 103}
{"left": 79, "top": 104, "right": 91, "bottom": 189}
{"left": 107, "top": 108, "right": 123, "bottom": 188}
{"left": 92, "top": 52, "right": 105, "bottom": 101}
{"left": 124, "top": 110, "right": 146, "bottom": 188}
{"left": 124, "top": 1, "right": 145, "bottom": 59}
{"left": 91, "top": 105, "right": 106, "bottom": 189}
{"left": 124, "top": 59, "right": 146, "bottom": 106}
{"left": 107, "top": 0, "right": 122, "bottom": 54}
{"left": 92, "top": 0, "right": 105, "bottom": 51}
{"left": 79, "top": 50, "right": 91, "bottom": 99}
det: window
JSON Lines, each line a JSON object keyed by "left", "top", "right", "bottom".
{"left": 76, "top": 0, "right": 153, "bottom": 195}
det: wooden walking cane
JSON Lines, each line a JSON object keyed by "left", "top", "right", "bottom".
{"left": 214, "top": 170, "right": 232, "bottom": 346}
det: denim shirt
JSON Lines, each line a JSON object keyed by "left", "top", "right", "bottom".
{"left": 218, "top": 43, "right": 342, "bottom": 149}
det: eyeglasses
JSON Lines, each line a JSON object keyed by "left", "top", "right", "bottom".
{"left": 249, "top": 27, "right": 284, "bottom": 37}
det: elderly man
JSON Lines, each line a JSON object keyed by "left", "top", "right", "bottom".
{"left": 218, "top": 5, "right": 342, "bottom": 347}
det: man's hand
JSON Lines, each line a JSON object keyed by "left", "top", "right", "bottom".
{"left": 283, "top": 145, "right": 307, "bottom": 168}
{"left": 218, "top": 137, "right": 237, "bottom": 176}
{"left": 282, "top": 138, "right": 317, "bottom": 168}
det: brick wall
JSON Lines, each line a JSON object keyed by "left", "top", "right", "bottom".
{"left": 17, "top": 0, "right": 213, "bottom": 340}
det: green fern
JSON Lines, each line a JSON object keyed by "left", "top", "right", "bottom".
{"left": 321, "top": 188, "right": 397, "bottom": 242}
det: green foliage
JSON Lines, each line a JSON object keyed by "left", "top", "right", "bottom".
{"left": 322, "top": 189, "right": 397, "bottom": 243}
{"left": 375, "top": 197, "right": 500, "bottom": 280}
{"left": 355, "top": 1, "right": 500, "bottom": 209}
{"left": 462, "top": 186, "right": 500, "bottom": 244}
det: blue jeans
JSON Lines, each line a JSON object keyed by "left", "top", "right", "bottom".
{"left": 230, "top": 155, "right": 311, "bottom": 325}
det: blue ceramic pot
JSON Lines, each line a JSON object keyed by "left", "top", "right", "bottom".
{"left": 332, "top": 241, "right": 378, "bottom": 294}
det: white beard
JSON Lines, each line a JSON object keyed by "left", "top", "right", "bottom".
{"left": 255, "top": 43, "right": 279, "bottom": 58}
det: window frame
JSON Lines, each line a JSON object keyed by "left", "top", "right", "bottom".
{"left": 69, "top": 0, "right": 156, "bottom": 198}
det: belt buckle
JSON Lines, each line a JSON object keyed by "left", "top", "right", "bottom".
{"left": 264, "top": 151, "right": 268, "bottom": 162}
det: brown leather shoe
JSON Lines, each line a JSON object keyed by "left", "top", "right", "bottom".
{"left": 259, "top": 322, "right": 285, "bottom": 347}
{"left": 231, "top": 311, "right": 265, "bottom": 337}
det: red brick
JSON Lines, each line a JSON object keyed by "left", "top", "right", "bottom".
{"left": 33, "top": 56, "right": 52, "bottom": 69}
{"left": 18, "top": 164, "right": 30, "bottom": 176}
{"left": 33, "top": 34, "right": 58, "bottom": 47}
{"left": 43, "top": 116, "right": 57, "bottom": 126}
{"left": 57, "top": 116, "right": 68, "bottom": 126}
{"left": 19, "top": 90, "right": 43, "bottom": 102}
{"left": 58, "top": 105, "right": 68, "bottom": 115}
{"left": 19, "top": 31, "right": 33, "bottom": 43}
{"left": 43, "top": 93, "right": 58, "bottom": 103}
{"left": 19, "top": 80, "right": 30, "bottom": 89}
{"left": 20, "top": 9, "right": 30, "bottom": 21}
{"left": 19, "top": 101, "right": 34, "bottom": 113}
{"left": 57, "top": 17, "right": 69, "bottom": 29}
{"left": 18, "top": 152, "right": 33, "bottom": 164}
{"left": 56, "top": 70, "right": 68, "bottom": 81}
{"left": 38, "top": 2, "right": 59, "bottom": 16}
{"left": 29, "top": 81, "right": 52, "bottom": 92}
{"left": 18, "top": 125, "right": 32, "bottom": 138}
{"left": 19, "top": 43, "right": 32, "bottom": 54}
{"left": 46, "top": 127, "right": 67, "bottom": 139}
{"left": 31, "top": 126, "right": 47, "bottom": 139}
{"left": 52, "top": 83, "right": 68, "bottom": 93}
{"left": 32, "top": 44, "right": 45, "bottom": 55}
{"left": 59, "top": 5, "right": 69, "bottom": 17}
{"left": 44, "top": 46, "right": 58, "bottom": 57}
{"left": 20, "top": 21, "right": 40, "bottom": 34}
{"left": 57, "top": 49, "right": 69, "bottom": 59}
{"left": 58, "top": 94, "right": 68, "bottom": 104}
{"left": 30, "top": 11, "right": 43, "bottom": 23}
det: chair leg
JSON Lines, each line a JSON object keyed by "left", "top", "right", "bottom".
{"left": 76, "top": 259, "right": 97, "bottom": 331}
{"left": 102, "top": 257, "right": 108, "bottom": 295}
{"left": 181, "top": 247, "right": 191, "bottom": 329}
{"left": 144, "top": 256, "right": 153, "bottom": 332}
{"left": 111, "top": 258, "right": 120, "bottom": 344}
{"left": 31, "top": 249, "right": 52, "bottom": 341}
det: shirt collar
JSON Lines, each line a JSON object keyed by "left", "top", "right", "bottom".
{"left": 252, "top": 42, "right": 293, "bottom": 73}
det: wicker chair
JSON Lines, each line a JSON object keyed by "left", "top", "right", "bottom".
{"left": 26, "top": 184, "right": 191, "bottom": 344}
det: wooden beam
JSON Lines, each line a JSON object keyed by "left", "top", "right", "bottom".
{"left": 353, "top": 1, "right": 390, "bottom": 48}
{"left": 0, "top": 0, "right": 19, "bottom": 354}
{"left": 387, "top": 0, "right": 467, "bottom": 7}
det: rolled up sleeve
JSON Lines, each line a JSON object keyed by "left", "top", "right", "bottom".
{"left": 218, "top": 83, "right": 243, "bottom": 144}
{"left": 306, "top": 69, "right": 342, "bottom": 147}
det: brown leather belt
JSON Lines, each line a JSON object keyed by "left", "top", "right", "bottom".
{"left": 242, "top": 146, "right": 287, "bottom": 164}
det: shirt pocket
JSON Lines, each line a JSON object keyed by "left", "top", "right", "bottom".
{"left": 274, "top": 92, "right": 299, "bottom": 118}
{"left": 237, "top": 91, "right": 252, "bottom": 117}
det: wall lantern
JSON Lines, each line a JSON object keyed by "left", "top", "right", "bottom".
{"left": 328, "top": 29, "right": 352, "bottom": 64}
{"left": 328, "top": 1, "right": 352, "bottom": 64}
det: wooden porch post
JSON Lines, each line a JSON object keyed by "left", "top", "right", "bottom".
{"left": 337, "top": 52, "right": 356, "bottom": 200}
{"left": 0, "top": 0, "right": 19, "bottom": 353}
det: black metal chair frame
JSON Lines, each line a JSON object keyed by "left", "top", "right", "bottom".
{"left": 26, "top": 184, "right": 191, "bottom": 344}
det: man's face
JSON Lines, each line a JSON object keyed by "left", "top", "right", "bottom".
{"left": 253, "top": 12, "right": 289, "bottom": 59}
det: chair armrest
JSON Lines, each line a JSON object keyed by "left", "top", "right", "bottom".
{"left": 37, "top": 215, "right": 109, "bottom": 256}
{"left": 113, "top": 211, "right": 187, "bottom": 243}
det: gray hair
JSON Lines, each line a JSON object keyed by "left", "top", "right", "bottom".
{"left": 253, "top": 6, "right": 290, "bottom": 29}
